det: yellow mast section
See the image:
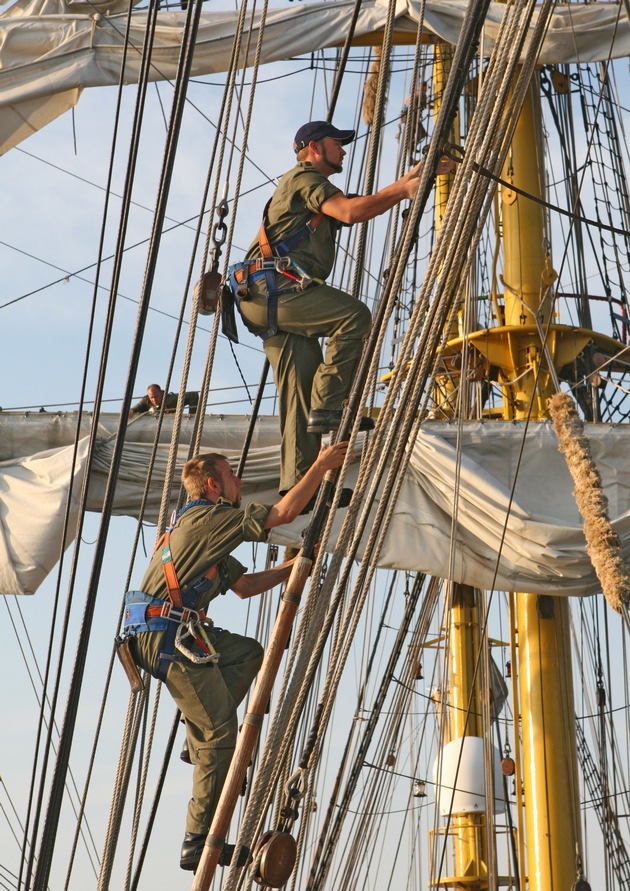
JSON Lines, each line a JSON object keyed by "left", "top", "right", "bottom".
{"left": 502, "top": 74, "right": 583, "bottom": 890}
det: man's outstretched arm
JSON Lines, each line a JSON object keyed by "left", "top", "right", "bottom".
{"left": 230, "top": 557, "right": 298, "bottom": 599}
{"left": 320, "top": 156, "right": 455, "bottom": 224}
{"left": 263, "top": 441, "right": 349, "bottom": 527}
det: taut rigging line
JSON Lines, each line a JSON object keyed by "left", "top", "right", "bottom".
{"left": 102, "top": 0, "right": 266, "bottom": 883}
{"left": 29, "top": 2, "right": 207, "bottom": 889}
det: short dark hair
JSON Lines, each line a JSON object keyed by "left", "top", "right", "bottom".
{"left": 182, "top": 453, "right": 228, "bottom": 499}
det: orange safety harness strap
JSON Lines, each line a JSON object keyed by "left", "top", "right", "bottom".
{"left": 154, "top": 514, "right": 219, "bottom": 680}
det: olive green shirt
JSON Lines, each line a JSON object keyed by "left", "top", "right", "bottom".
{"left": 130, "top": 391, "right": 198, "bottom": 415}
{"left": 132, "top": 498, "right": 271, "bottom": 673}
{"left": 245, "top": 162, "right": 341, "bottom": 282}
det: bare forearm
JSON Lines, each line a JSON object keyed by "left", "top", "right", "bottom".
{"left": 321, "top": 156, "right": 454, "bottom": 225}
{"left": 344, "top": 182, "right": 412, "bottom": 223}
{"left": 264, "top": 441, "right": 348, "bottom": 527}
{"left": 231, "top": 560, "right": 295, "bottom": 598}
{"left": 267, "top": 462, "right": 326, "bottom": 526}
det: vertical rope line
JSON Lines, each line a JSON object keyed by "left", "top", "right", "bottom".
{"left": 123, "top": 683, "right": 163, "bottom": 891}
{"left": 96, "top": 684, "right": 149, "bottom": 890}
{"left": 31, "top": 4, "right": 205, "bottom": 888}
{"left": 350, "top": 0, "right": 398, "bottom": 299}
{"left": 26, "top": 0, "right": 162, "bottom": 884}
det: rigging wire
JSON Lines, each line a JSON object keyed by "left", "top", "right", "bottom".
{"left": 29, "top": 1, "right": 207, "bottom": 887}
{"left": 20, "top": 0, "right": 151, "bottom": 886}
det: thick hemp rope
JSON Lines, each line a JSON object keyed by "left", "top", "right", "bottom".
{"left": 549, "top": 391, "right": 630, "bottom": 614}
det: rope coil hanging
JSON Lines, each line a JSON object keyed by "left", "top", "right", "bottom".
{"left": 549, "top": 391, "right": 630, "bottom": 614}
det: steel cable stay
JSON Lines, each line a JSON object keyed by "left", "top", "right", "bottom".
{"left": 146, "top": 0, "right": 256, "bottom": 531}
{"left": 20, "top": 0, "right": 161, "bottom": 887}
{"left": 26, "top": 2, "right": 207, "bottom": 889}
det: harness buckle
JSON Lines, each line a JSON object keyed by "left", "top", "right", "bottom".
{"left": 162, "top": 603, "right": 202, "bottom": 626}
{"left": 273, "top": 256, "right": 291, "bottom": 272}
{"left": 290, "top": 260, "right": 313, "bottom": 290}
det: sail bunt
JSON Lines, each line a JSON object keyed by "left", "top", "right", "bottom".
{"left": 2, "top": 412, "right": 630, "bottom": 596}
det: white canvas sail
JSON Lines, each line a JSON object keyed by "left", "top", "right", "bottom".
{"left": 2, "top": 412, "right": 629, "bottom": 596}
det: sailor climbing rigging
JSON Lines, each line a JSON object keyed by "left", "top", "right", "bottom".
{"left": 234, "top": 120, "right": 454, "bottom": 496}
{"left": 120, "top": 441, "right": 348, "bottom": 872}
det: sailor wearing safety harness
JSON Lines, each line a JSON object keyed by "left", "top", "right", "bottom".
{"left": 122, "top": 441, "right": 348, "bottom": 872}
{"left": 235, "top": 121, "right": 452, "bottom": 496}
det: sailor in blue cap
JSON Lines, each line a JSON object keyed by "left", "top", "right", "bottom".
{"left": 236, "top": 120, "right": 452, "bottom": 496}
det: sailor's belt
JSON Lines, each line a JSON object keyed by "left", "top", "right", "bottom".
{"left": 144, "top": 603, "right": 207, "bottom": 624}
{"left": 233, "top": 256, "right": 291, "bottom": 284}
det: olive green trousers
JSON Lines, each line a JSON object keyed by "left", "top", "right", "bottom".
{"left": 164, "top": 628, "right": 264, "bottom": 836}
{"left": 239, "top": 280, "right": 372, "bottom": 491}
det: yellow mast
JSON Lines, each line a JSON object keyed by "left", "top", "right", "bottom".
{"left": 432, "top": 69, "right": 587, "bottom": 888}
{"left": 502, "top": 75, "right": 583, "bottom": 890}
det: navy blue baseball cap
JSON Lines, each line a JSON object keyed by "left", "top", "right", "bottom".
{"left": 293, "top": 121, "right": 356, "bottom": 154}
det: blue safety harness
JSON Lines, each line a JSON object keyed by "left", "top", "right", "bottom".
{"left": 228, "top": 202, "right": 324, "bottom": 340}
{"left": 123, "top": 500, "right": 221, "bottom": 682}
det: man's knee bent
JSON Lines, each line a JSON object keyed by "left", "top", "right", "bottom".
{"left": 357, "top": 301, "right": 372, "bottom": 335}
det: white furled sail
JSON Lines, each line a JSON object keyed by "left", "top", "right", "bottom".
{"left": 2, "top": 412, "right": 629, "bottom": 596}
